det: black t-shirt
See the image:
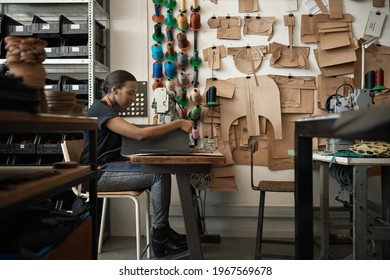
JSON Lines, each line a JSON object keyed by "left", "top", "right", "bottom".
{"left": 80, "top": 99, "right": 122, "bottom": 165}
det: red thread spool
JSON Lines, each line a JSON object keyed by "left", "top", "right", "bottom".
{"left": 190, "top": 12, "right": 201, "bottom": 30}
{"left": 375, "top": 68, "right": 384, "bottom": 87}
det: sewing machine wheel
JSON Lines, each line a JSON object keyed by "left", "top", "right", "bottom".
{"left": 189, "top": 173, "right": 212, "bottom": 190}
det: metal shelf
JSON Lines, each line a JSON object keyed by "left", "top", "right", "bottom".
{"left": 0, "top": 0, "right": 110, "bottom": 106}
{"left": 0, "top": 111, "right": 98, "bottom": 259}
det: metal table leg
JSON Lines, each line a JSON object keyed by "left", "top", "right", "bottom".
{"left": 319, "top": 162, "right": 330, "bottom": 259}
{"left": 353, "top": 166, "right": 369, "bottom": 259}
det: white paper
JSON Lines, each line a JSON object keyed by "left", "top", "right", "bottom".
{"left": 302, "top": 0, "right": 328, "bottom": 14}
{"left": 364, "top": 10, "right": 387, "bottom": 38}
{"left": 281, "top": 0, "right": 298, "bottom": 12}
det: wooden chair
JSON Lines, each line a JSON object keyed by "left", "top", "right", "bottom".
{"left": 61, "top": 139, "right": 151, "bottom": 260}
{"left": 250, "top": 140, "right": 295, "bottom": 259}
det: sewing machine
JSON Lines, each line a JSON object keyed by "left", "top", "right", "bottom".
{"left": 326, "top": 86, "right": 374, "bottom": 152}
{"left": 151, "top": 87, "right": 176, "bottom": 124}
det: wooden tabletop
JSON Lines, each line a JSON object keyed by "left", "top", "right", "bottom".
{"left": 0, "top": 111, "right": 98, "bottom": 133}
{"left": 127, "top": 151, "right": 226, "bottom": 165}
{"left": 0, "top": 165, "right": 92, "bottom": 209}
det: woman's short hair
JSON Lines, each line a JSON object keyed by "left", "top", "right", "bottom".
{"left": 102, "top": 70, "right": 137, "bottom": 94}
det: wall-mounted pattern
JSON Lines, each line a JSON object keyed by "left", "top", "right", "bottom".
{"left": 147, "top": 0, "right": 390, "bottom": 192}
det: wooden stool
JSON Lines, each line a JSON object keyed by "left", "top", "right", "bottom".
{"left": 250, "top": 141, "right": 295, "bottom": 259}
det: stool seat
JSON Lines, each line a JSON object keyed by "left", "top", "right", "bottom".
{"left": 98, "top": 190, "right": 144, "bottom": 196}
{"left": 257, "top": 181, "right": 295, "bottom": 192}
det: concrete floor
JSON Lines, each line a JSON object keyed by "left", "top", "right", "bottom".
{"left": 97, "top": 235, "right": 380, "bottom": 260}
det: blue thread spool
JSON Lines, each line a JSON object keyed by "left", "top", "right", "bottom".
{"left": 164, "top": 60, "right": 177, "bottom": 78}
{"left": 365, "top": 70, "right": 375, "bottom": 89}
{"left": 177, "top": 51, "right": 189, "bottom": 68}
{"left": 152, "top": 60, "right": 163, "bottom": 78}
{"left": 165, "top": 9, "right": 177, "bottom": 27}
{"left": 166, "top": 26, "right": 174, "bottom": 42}
{"left": 152, "top": 4, "right": 164, "bottom": 23}
{"left": 151, "top": 43, "right": 164, "bottom": 60}
{"left": 207, "top": 85, "right": 218, "bottom": 105}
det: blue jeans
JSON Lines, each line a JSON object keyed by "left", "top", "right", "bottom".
{"left": 98, "top": 168, "right": 172, "bottom": 229}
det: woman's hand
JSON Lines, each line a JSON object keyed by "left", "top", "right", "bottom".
{"left": 177, "top": 119, "right": 193, "bottom": 133}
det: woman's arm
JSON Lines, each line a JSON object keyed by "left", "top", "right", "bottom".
{"left": 105, "top": 117, "right": 193, "bottom": 141}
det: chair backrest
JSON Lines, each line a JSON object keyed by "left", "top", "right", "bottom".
{"left": 250, "top": 141, "right": 259, "bottom": 190}
{"left": 61, "top": 139, "right": 84, "bottom": 162}
{"left": 61, "top": 139, "right": 89, "bottom": 198}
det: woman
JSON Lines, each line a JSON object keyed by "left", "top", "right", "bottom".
{"left": 80, "top": 70, "right": 193, "bottom": 258}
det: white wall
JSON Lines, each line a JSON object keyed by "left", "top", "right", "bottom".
{"left": 108, "top": 0, "right": 390, "bottom": 238}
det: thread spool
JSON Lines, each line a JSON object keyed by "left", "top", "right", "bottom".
{"left": 151, "top": 43, "right": 164, "bottom": 60}
{"left": 165, "top": 9, "right": 177, "bottom": 27}
{"left": 190, "top": 49, "right": 202, "bottom": 67}
{"left": 177, "top": 71, "right": 190, "bottom": 87}
{"left": 373, "top": 67, "right": 385, "bottom": 91}
{"left": 191, "top": 126, "right": 200, "bottom": 145}
{"left": 166, "top": 78, "right": 176, "bottom": 92}
{"left": 180, "top": 0, "right": 187, "bottom": 13}
{"left": 152, "top": 4, "right": 165, "bottom": 23}
{"left": 190, "top": 104, "right": 202, "bottom": 120}
{"left": 152, "top": 23, "right": 164, "bottom": 42}
{"left": 189, "top": 87, "right": 202, "bottom": 104}
{"left": 152, "top": 78, "right": 164, "bottom": 91}
{"left": 164, "top": 0, "right": 177, "bottom": 9}
{"left": 176, "top": 103, "right": 187, "bottom": 119}
{"left": 154, "top": 23, "right": 163, "bottom": 38}
{"left": 165, "top": 42, "right": 177, "bottom": 61}
{"left": 179, "top": 87, "right": 187, "bottom": 102}
{"left": 175, "top": 88, "right": 189, "bottom": 110}
{"left": 365, "top": 70, "right": 375, "bottom": 89}
{"left": 177, "top": 32, "right": 190, "bottom": 50}
{"left": 190, "top": 12, "right": 201, "bottom": 30}
{"left": 177, "top": 12, "right": 189, "bottom": 32}
{"left": 164, "top": 60, "right": 177, "bottom": 78}
{"left": 152, "top": 60, "right": 163, "bottom": 79}
{"left": 166, "top": 26, "right": 174, "bottom": 42}
{"left": 206, "top": 85, "right": 218, "bottom": 105}
{"left": 192, "top": 127, "right": 199, "bottom": 139}
{"left": 177, "top": 51, "right": 189, "bottom": 68}
{"left": 191, "top": 0, "right": 200, "bottom": 12}
{"left": 192, "top": 67, "right": 199, "bottom": 87}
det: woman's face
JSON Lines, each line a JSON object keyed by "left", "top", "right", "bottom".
{"left": 115, "top": 80, "right": 138, "bottom": 108}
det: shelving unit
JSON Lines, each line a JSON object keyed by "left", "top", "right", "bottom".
{"left": 0, "top": 0, "right": 110, "bottom": 106}
{"left": 0, "top": 111, "right": 98, "bottom": 259}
